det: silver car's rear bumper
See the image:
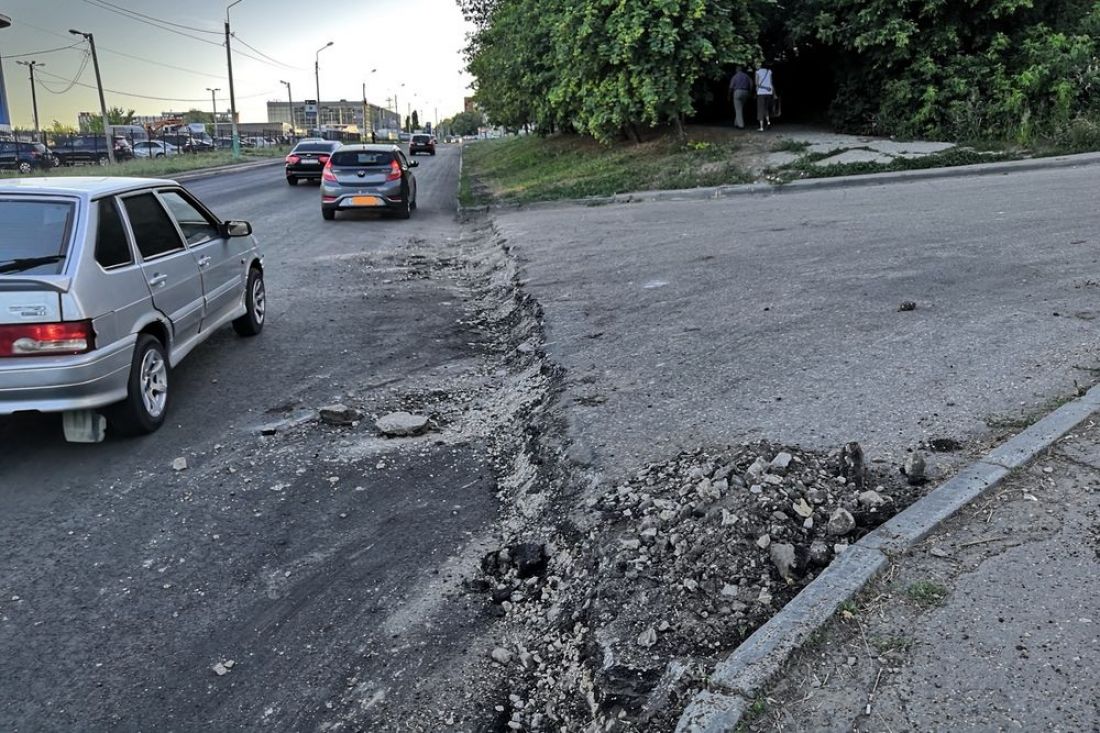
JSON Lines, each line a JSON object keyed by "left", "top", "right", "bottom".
{"left": 0, "top": 336, "right": 135, "bottom": 415}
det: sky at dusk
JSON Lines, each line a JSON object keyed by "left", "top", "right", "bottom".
{"left": 0, "top": 0, "right": 475, "bottom": 129}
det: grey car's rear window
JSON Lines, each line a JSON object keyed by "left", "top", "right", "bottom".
{"left": 293, "top": 143, "right": 338, "bottom": 153}
{"left": 0, "top": 199, "right": 76, "bottom": 275}
{"left": 331, "top": 151, "right": 393, "bottom": 166}
{"left": 412, "top": 135, "right": 430, "bottom": 143}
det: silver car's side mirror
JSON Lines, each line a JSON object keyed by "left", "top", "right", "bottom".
{"left": 224, "top": 220, "right": 253, "bottom": 237}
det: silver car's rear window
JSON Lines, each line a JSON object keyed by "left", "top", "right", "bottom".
{"left": 0, "top": 199, "right": 76, "bottom": 275}
{"left": 331, "top": 151, "right": 393, "bottom": 166}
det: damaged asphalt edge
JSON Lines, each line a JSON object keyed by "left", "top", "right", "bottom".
{"left": 457, "top": 150, "right": 1100, "bottom": 215}
{"left": 675, "top": 384, "right": 1100, "bottom": 732}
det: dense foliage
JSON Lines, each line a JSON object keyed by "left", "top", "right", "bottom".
{"left": 462, "top": 0, "right": 1100, "bottom": 144}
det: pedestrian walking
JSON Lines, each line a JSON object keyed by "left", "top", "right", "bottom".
{"left": 729, "top": 66, "right": 752, "bottom": 129}
{"left": 754, "top": 62, "right": 775, "bottom": 131}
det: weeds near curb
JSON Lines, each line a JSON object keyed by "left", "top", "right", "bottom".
{"left": 906, "top": 580, "right": 948, "bottom": 607}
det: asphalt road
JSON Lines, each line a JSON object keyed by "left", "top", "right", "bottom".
{"left": 494, "top": 160, "right": 1100, "bottom": 481}
{"left": 0, "top": 146, "right": 502, "bottom": 730}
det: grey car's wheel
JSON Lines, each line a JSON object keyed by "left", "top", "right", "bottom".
{"left": 286, "top": 176, "right": 298, "bottom": 186}
{"left": 233, "top": 267, "right": 266, "bottom": 337}
{"left": 17, "top": 161, "right": 32, "bottom": 174}
{"left": 322, "top": 207, "right": 336, "bottom": 221}
{"left": 155, "top": 153, "right": 165, "bottom": 159}
{"left": 108, "top": 334, "right": 169, "bottom": 436}
{"left": 396, "top": 191, "right": 411, "bottom": 220}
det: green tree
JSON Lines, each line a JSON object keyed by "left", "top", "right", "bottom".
{"left": 451, "top": 110, "right": 484, "bottom": 136}
{"left": 85, "top": 106, "right": 137, "bottom": 132}
{"left": 411, "top": 110, "right": 420, "bottom": 130}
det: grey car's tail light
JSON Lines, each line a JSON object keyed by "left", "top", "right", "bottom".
{"left": 0, "top": 320, "right": 95, "bottom": 357}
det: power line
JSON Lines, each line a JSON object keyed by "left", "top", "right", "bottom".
{"left": 97, "top": 45, "right": 225, "bottom": 80}
{"left": 80, "top": 0, "right": 223, "bottom": 48}
{"left": 2, "top": 43, "right": 84, "bottom": 59}
{"left": 82, "top": 0, "right": 222, "bottom": 35}
{"left": 230, "top": 33, "right": 306, "bottom": 71}
{"left": 35, "top": 67, "right": 274, "bottom": 102}
{"left": 36, "top": 53, "right": 92, "bottom": 95}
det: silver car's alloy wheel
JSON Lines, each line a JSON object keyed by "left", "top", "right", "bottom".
{"left": 252, "top": 277, "right": 266, "bottom": 325}
{"left": 140, "top": 349, "right": 168, "bottom": 418}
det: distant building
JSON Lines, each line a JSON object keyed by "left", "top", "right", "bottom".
{"left": 267, "top": 99, "right": 400, "bottom": 134}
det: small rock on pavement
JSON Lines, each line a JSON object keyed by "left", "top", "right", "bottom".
{"left": 637, "top": 626, "right": 658, "bottom": 648}
{"left": 770, "top": 542, "right": 798, "bottom": 581}
{"left": 769, "top": 451, "right": 793, "bottom": 474}
{"left": 903, "top": 451, "right": 927, "bottom": 485}
{"left": 858, "top": 490, "right": 887, "bottom": 509}
{"left": 212, "top": 661, "right": 234, "bottom": 676}
{"left": 490, "top": 647, "right": 513, "bottom": 665}
{"left": 828, "top": 508, "right": 856, "bottom": 536}
{"left": 171, "top": 457, "right": 188, "bottom": 472}
{"left": 320, "top": 403, "right": 363, "bottom": 427}
{"left": 375, "top": 411, "right": 430, "bottom": 437}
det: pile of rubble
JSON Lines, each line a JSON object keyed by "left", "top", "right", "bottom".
{"left": 476, "top": 441, "right": 920, "bottom": 731}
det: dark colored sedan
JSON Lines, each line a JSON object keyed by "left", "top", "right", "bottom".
{"left": 0, "top": 141, "right": 58, "bottom": 173}
{"left": 285, "top": 140, "right": 341, "bottom": 185}
{"left": 320, "top": 144, "right": 418, "bottom": 220}
{"left": 409, "top": 133, "right": 435, "bottom": 156}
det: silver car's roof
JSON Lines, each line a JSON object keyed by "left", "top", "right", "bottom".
{"left": 0, "top": 177, "right": 178, "bottom": 199}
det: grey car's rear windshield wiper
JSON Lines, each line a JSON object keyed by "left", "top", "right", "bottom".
{"left": 0, "top": 255, "right": 67, "bottom": 274}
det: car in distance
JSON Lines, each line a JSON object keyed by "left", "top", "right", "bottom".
{"left": 132, "top": 140, "right": 180, "bottom": 159}
{"left": 320, "top": 144, "right": 418, "bottom": 221}
{"left": 51, "top": 135, "right": 133, "bottom": 166}
{"left": 285, "top": 140, "right": 341, "bottom": 185}
{"left": 0, "top": 141, "right": 58, "bottom": 174}
{"left": 0, "top": 177, "right": 266, "bottom": 441}
{"left": 409, "top": 133, "right": 436, "bottom": 156}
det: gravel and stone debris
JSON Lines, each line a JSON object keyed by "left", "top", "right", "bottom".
{"left": 375, "top": 411, "right": 431, "bottom": 437}
{"left": 474, "top": 441, "right": 915, "bottom": 731}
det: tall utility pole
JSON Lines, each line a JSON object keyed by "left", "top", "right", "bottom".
{"left": 69, "top": 29, "right": 114, "bottom": 164}
{"left": 314, "top": 41, "right": 333, "bottom": 133}
{"left": 16, "top": 60, "right": 42, "bottom": 142}
{"left": 361, "top": 67, "right": 376, "bottom": 141}
{"left": 225, "top": 0, "right": 243, "bottom": 158}
{"left": 279, "top": 79, "right": 292, "bottom": 135}
{"left": 206, "top": 86, "right": 219, "bottom": 140}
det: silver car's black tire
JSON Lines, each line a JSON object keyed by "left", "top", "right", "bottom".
{"left": 232, "top": 267, "right": 266, "bottom": 337}
{"left": 322, "top": 207, "right": 336, "bottom": 221}
{"left": 396, "top": 192, "right": 411, "bottom": 220}
{"left": 108, "top": 334, "right": 170, "bottom": 436}
{"left": 286, "top": 176, "right": 298, "bottom": 186}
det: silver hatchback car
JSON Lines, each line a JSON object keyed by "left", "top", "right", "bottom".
{"left": 320, "top": 144, "right": 418, "bottom": 220}
{"left": 0, "top": 177, "right": 265, "bottom": 441}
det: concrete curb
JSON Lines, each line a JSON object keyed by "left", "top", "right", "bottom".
{"left": 172, "top": 157, "right": 283, "bottom": 183}
{"left": 477, "top": 151, "right": 1100, "bottom": 213}
{"left": 676, "top": 383, "right": 1100, "bottom": 732}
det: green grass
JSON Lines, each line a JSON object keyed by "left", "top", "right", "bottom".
{"left": 770, "top": 147, "right": 1017, "bottom": 183}
{"left": 460, "top": 134, "right": 752, "bottom": 205}
{"left": 1, "top": 147, "right": 289, "bottom": 180}
{"left": 906, "top": 580, "right": 948, "bottom": 607}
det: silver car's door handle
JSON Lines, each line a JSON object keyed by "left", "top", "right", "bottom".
{"left": 197, "top": 256, "right": 212, "bottom": 267}
{"left": 148, "top": 273, "right": 168, "bottom": 287}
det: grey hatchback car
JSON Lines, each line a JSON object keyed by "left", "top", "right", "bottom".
{"left": 0, "top": 177, "right": 265, "bottom": 441}
{"left": 320, "top": 144, "right": 418, "bottom": 220}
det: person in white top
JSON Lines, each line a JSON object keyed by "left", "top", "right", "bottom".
{"left": 754, "top": 64, "right": 774, "bottom": 131}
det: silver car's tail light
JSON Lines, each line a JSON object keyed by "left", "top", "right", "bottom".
{"left": 0, "top": 321, "right": 95, "bottom": 357}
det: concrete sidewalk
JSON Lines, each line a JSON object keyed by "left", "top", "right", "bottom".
{"left": 746, "top": 418, "right": 1100, "bottom": 731}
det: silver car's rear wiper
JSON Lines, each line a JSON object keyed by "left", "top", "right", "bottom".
{"left": 0, "top": 255, "right": 66, "bottom": 274}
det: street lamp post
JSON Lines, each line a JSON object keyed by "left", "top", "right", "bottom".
{"left": 279, "top": 79, "right": 292, "bottom": 137}
{"left": 225, "top": 0, "right": 244, "bottom": 158}
{"left": 69, "top": 29, "right": 114, "bottom": 164}
{"left": 16, "top": 60, "right": 43, "bottom": 142}
{"left": 361, "top": 68, "right": 376, "bottom": 142}
{"left": 314, "top": 41, "right": 333, "bottom": 134}
{"left": 206, "top": 86, "right": 220, "bottom": 141}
